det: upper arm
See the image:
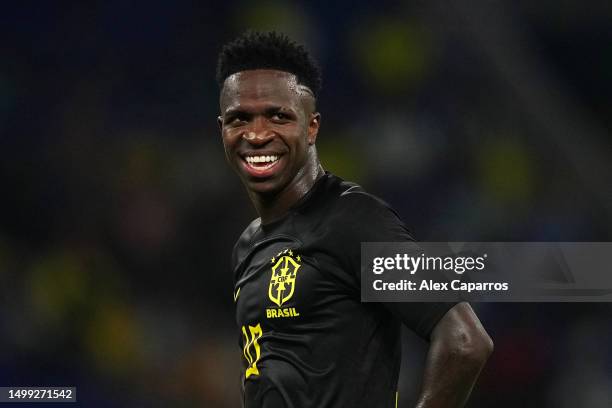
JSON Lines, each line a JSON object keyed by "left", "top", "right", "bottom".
{"left": 332, "top": 192, "right": 414, "bottom": 278}
{"left": 430, "top": 302, "right": 494, "bottom": 359}
{"left": 331, "top": 193, "right": 460, "bottom": 338}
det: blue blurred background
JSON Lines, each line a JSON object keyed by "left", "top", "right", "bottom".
{"left": 1, "top": 1, "right": 611, "bottom": 406}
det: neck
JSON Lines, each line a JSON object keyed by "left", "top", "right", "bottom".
{"left": 249, "top": 159, "right": 324, "bottom": 225}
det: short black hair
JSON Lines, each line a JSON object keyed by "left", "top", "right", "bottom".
{"left": 216, "top": 31, "right": 321, "bottom": 97}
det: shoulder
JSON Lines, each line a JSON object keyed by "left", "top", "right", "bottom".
{"left": 310, "top": 174, "right": 414, "bottom": 276}
{"left": 319, "top": 173, "right": 414, "bottom": 242}
{"left": 238, "top": 217, "right": 262, "bottom": 243}
{"left": 306, "top": 173, "right": 396, "bottom": 216}
{"left": 330, "top": 175, "right": 404, "bottom": 226}
{"left": 337, "top": 187, "right": 397, "bottom": 218}
{"left": 231, "top": 217, "right": 261, "bottom": 268}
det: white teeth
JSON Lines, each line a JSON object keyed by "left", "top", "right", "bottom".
{"left": 245, "top": 155, "right": 279, "bottom": 164}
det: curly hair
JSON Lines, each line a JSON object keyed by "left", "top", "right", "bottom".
{"left": 216, "top": 31, "right": 321, "bottom": 97}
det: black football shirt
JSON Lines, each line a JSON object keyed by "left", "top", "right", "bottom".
{"left": 232, "top": 172, "right": 455, "bottom": 408}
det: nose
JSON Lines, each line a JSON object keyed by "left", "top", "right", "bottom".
{"left": 242, "top": 117, "right": 274, "bottom": 145}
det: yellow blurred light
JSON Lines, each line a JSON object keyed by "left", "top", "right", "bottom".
{"left": 27, "top": 251, "right": 89, "bottom": 326}
{"left": 478, "top": 138, "right": 535, "bottom": 204}
{"left": 353, "top": 19, "right": 432, "bottom": 93}
{"left": 234, "top": 1, "right": 310, "bottom": 41}
{"left": 317, "top": 137, "right": 365, "bottom": 183}
{"left": 84, "top": 301, "right": 144, "bottom": 376}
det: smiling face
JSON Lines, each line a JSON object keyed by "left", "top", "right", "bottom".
{"left": 219, "top": 69, "right": 320, "bottom": 197}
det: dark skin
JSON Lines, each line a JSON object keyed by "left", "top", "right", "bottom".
{"left": 219, "top": 69, "right": 493, "bottom": 407}
{"left": 218, "top": 69, "right": 323, "bottom": 225}
{"left": 416, "top": 302, "right": 493, "bottom": 407}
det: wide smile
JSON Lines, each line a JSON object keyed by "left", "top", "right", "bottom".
{"left": 240, "top": 153, "right": 285, "bottom": 178}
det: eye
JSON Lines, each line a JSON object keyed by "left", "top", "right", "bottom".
{"left": 271, "top": 112, "right": 289, "bottom": 121}
{"left": 225, "top": 113, "right": 248, "bottom": 125}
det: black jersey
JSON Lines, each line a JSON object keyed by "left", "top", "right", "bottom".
{"left": 232, "top": 172, "right": 454, "bottom": 408}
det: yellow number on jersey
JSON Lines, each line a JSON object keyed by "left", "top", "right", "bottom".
{"left": 241, "top": 323, "right": 263, "bottom": 378}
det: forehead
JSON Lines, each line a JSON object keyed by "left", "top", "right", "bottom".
{"left": 220, "top": 70, "right": 304, "bottom": 110}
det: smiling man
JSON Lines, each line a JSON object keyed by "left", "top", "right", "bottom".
{"left": 217, "top": 31, "right": 493, "bottom": 408}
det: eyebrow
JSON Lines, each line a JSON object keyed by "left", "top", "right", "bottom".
{"left": 223, "top": 105, "right": 294, "bottom": 117}
{"left": 297, "top": 84, "right": 315, "bottom": 98}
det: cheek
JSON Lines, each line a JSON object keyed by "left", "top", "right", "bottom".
{"left": 222, "top": 128, "right": 240, "bottom": 146}
{"left": 221, "top": 133, "right": 239, "bottom": 161}
{"left": 222, "top": 142, "right": 231, "bottom": 160}
{"left": 288, "top": 131, "right": 310, "bottom": 167}
{"left": 292, "top": 124, "right": 310, "bottom": 146}
{"left": 285, "top": 132, "right": 307, "bottom": 159}
{"left": 220, "top": 135, "right": 230, "bottom": 153}
{"left": 299, "top": 128, "right": 311, "bottom": 150}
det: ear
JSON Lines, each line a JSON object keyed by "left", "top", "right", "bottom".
{"left": 217, "top": 116, "right": 223, "bottom": 132}
{"left": 307, "top": 113, "right": 321, "bottom": 145}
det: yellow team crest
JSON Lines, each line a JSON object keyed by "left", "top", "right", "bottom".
{"left": 268, "top": 249, "right": 301, "bottom": 307}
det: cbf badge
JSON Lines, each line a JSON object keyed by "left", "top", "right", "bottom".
{"left": 267, "top": 249, "right": 301, "bottom": 318}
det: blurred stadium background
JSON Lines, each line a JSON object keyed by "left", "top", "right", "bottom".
{"left": 1, "top": 1, "right": 611, "bottom": 406}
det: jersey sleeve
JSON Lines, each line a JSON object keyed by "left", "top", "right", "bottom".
{"left": 331, "top": 192, "right": 456, "bottom": 339}
{"left": 231, "top": 218, "right": 262, "bottom": 285}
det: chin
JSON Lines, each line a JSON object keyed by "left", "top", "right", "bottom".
{"left": 244, "top": 178, "right": 284, "bottom": 196}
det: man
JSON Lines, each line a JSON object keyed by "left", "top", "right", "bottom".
{"left": 217, "top": 31, "right": 493, "bottom": 408}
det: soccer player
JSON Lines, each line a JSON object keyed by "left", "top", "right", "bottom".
{"left": 216, "top": 31, "right": 493, "bottom": 408}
